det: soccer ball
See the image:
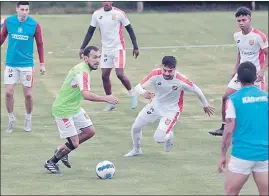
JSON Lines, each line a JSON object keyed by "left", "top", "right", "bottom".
{"left": 95, "top": 160, "right": 115, "bottom": 179}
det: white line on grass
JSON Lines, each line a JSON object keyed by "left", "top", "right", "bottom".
{"left": 68, "top": 44, "right": 235, "bottom": 51}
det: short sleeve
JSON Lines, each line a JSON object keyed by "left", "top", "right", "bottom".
{"left": 225, "top": 99, "right": 236, "bottom": 119}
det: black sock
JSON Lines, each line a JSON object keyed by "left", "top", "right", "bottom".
{"left": 48, "top": 155, "right": 59, "bottom": 164}
{"left": 220, "top": 123, "right": 225, "bottom": 130}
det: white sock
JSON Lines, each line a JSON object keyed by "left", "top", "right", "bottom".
{"left": 131, "top": 127, "right": 142, "bottom": 151}
{"left": 8, "top": 112, "right": 15, "bottom": 120}
{"left": 25, "top": 113, "right": 32, "bottom": 120}
{"left": 128, "top": 89, "right": 136, "bottom": 96}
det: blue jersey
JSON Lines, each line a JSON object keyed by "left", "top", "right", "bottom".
{"left": 229, "top": 86, "right": 268, "bottom": 161}
{"left": 5, "top": 15, "right": 38, "bottom": 67}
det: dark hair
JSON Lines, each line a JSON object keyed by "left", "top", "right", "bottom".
{"left": 162, "top": 56, "right": 177, "bottom": 69}
{"left": 237, "top": 61, "right": 257, "bottom": 84}
{"left": 17, "top": 1, "right": 29, "bottom": 7}
{"left": 83, "top": 46, "right": 99, "bottom": 56}
{"left": 235, "top": 7, "right": 251, "bottom": 18}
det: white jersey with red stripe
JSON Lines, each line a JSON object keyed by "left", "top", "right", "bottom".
{"left": 234, "top": 28, "right": 268, "bottom": 71}
{"left": 140, "top": 69, "right": 209, "bottom": 115}
{"left": 90, "top": 7, "right": 130, "bottom": 51}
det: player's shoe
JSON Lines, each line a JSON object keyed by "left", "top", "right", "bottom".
{"left": 131, "top": 96, "right": 138, "bottom": 109}
{"left": 164, "top": 132, "right": 174, "bottom": 152}
{"left": 44, "top": 160, "right": 62, "bottom": 174}
{"left": 124, "top": 148, "right": 142, "bottom": 157}
{"left": 54, "top": 149, "right": 71, "bottom": 168}
{"left": 24, "top": 118, "right": 32, "bottom": 132}
{"left": 103, "top": 103, "right": 116, "bottom": 112}
{"left": 6, "top": 118, "right": 16, "bottom": 133}
{"left": 208, "top": 128, "right": 224, "bottom": 136}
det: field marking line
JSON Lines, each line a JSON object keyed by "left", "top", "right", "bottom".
{"left": 68, "top": 44, "right": 235, "bottom": 51}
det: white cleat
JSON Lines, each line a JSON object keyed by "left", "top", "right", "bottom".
{"left": 24, "top": 118, "right": 32, "bottom": 132}
{"left": 103, "top": 103, "right": 116, "bottom": 112}
{"left": 124, "top": 148, "right": 142, "bottom": 157}
{"left": 164, "top": 132, "right": 174, "bottom": 152}
{"left": 6, "top": 118, "right": 16, "bottom": 133}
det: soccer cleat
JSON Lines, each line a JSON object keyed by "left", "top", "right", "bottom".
{"left": 54, "top": 149, "right": 71, "bottom": 168}
{"left": 44, "top": 160, "right": 62, "bottom": 174}
{"left": 124, "top": 148, "right": 142, "bottom": 157}
{"left": 103, "top": 103, "right": 116, "bottom": 112}
{"left": 131, "top": 96, "right": 138, "bottom": 109}
{"left": 208, "top": 128, "right": 224, "bottom": 136}
{"left": 6, "top": 118, "right": 16, "bottom": 133}
{"left": 164, "top": 132, "right": 174, "bottom": 152}
{"left": 24, "top": 118, "right": 32, "bottom": 132}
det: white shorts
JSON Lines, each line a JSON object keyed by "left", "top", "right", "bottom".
{"left": 228, "top": 156, "right": 268, "bottom": 175}
{"left": 227, "top": 73, "right": 265, "bottom": 91}
{"left": 101, "top": 49, "right": 126, "bottom": 69}
{"left": 54, "top": 108, "right": 93, "bottom": 139}
{"left": 138, "top": 104, "right": 180, "bottom": 135}
{"left": 4, "top": 66, "right": 34, "bottom": 87}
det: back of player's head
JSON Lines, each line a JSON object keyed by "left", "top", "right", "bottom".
{"left": 235, "top": 7, "right": 251, "bottom": 18}
{"left": 83, "top": 46, "right": 99, "bottom": 57}
{"left": 17, "top": 1, "right": 29, "bottom": 7}
{"left": 162, "top": 56, "right": 177, "bottom": 69}
{"left": 237, "top": 61, "right": 257, "bottom": 84}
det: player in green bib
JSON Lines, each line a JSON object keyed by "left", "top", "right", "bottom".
{"left": 44, "top": 46, "right": 118, "bottom": 174}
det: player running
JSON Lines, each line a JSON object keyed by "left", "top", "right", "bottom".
{"left": 218, "top": 61, "right": 268, "bottom": 195}
{"left": 44, "top": 46, "right": 118, "bottom": 174}
{"left": 79, "top": 1, "right": 139, "bottom": 112}
{"left": 124, "top": 56, "right": 214, "bottom": 156}
{"left": 209, "top": 7, "right": 268, "bottom": 136}
{"left": 1, "top": 1, "right": 45, "bottom": 133}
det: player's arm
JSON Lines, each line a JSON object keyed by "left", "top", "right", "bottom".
{"left": 232, "top": 49, "right": 241, "bottom": 77}
{"left": 74, "top": 72, "right": 118, "bottom": 104}
{"left": 34, "top": 23, "right": 45, "bottom": 74}
{"left": 256, "top": 33, "right": 269, "bottom": 82}
{"left": 0, "top": 19, "right": 8, "bottom": 46}
{"left": 121, "top": 12, "right": 139, "bottom": 58}
{"left": 134, "top": 71, "right": 156, "bottom": 99}
{"left": 221, "top": 99, "right": 236, "bottom": 157}
{"left": 79, "top": 13, "right": 97, "bottom": 57}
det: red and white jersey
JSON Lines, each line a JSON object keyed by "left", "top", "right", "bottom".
{"left": 234, "top": 28, "right": 268, "bottom": 71}
{"left": 140, "top": 69, "right": 197, "bottom": 114}
{"left": 90, "top": 7, "right": 130, "bottom": 51}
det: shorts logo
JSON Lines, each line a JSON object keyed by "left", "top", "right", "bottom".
{"left": 249, "top": 40, "right": 254, "bottom": 45}
{"left": 172, "top": 86, "right": 178, "bottom": 90}
{"left": 26, "top": 75, "right": 31, "bottom": 81}
{"left": 237, "top": 40, "right": 240, "bottom": 43}
{"left": 165, "top": 119, "right": 171, "bottom": 125}
{"left": 84, "top": 113, "right": 90, "bottom": 119}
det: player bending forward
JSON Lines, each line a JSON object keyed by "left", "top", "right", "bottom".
{"left": 124, "top": 56, "right": 214, "bottom": 156}
{"left": 44, "top": 46, "right": 118, "bottom": 174}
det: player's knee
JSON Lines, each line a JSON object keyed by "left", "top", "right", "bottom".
{"left": 5, "top": 90, "right": 14, "bottom": 99}
{"left": 224, "top": 185, "right": 240, "bottom": 195}
{"left": 24, "top": 92, "right": 33, "bottom": 100}
{"left": 65, "top": 137, "right": 79, "bottom": 150}
{"left": 153, "top": 130, "right": 166, "bottom": 143}
{"left": 86, "top": 128, "right": 95, "bottom": 139}
{"left": 116, "top": 72, "right": 125, "bottom": 81}
{"left": 102, "top": 73, "right": 110, "bottom": 81}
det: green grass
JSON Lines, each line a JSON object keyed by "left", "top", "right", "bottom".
{"left": 1, "top": 12, "right": 268, "bottom": 195}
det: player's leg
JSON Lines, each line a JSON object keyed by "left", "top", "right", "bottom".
{"left": 209, "top": 74, "right": 239, "bottom": 136}
{"left": 252, "top": 160, "right": 268, "bottom": 195}
{"left": 20, "top": 67, "right": 34, "bottom": 132}
{"left": 4, "top": 66, "right": 19, "bottom": 132}
{"left": 153, "top": 112, "right": 180, "bottom": 152}
{"left": 124, "top": 105, "right": 158, "bottom": 157}
{"left": 45, "top": 117, "right": 79, "bottom": 174}
{"left": 101, "top": 51, "right": 116, "bottom": 111}
{"left": 224, "top": 156, "right": 252, "bottom": 195}
{"left": 114, "top": 49, "right": 138, "bottom": 109}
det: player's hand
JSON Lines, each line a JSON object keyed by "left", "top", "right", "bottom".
{"left": 79, "top": 49, "right": 84, "bottom": 59}
{"left": 39, "top": 63, "right": 46, "bottom": 75}
{"left": 218, "top": 155, "right": 226, "bottom": 173}
{"left": 143, "top": 91, "right": 154, "bottom": 100}
{"left": 203, "top": 105, "right": 215, "bottom": 117}
{"left": 256, "top": 70, "right": 264, "bottom": 82}
{"left": 104, "top": 95, "right": 119, "bottom": 105}
{"left": 133, "top": 48, "right": 139, "bottom": 59}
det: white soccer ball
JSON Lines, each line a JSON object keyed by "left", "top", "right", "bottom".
{"left": 96, "top": 160, "right": 115, "bottom": 179}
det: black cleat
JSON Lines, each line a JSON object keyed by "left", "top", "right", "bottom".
{"left": 55, "top": 149, "right": 71, "bottom": 168}
{"left": 209, "top": 128, "right": 224, "bottom": 136}
{"left": 44, "top": 160, "right": 62, "bottom": 174}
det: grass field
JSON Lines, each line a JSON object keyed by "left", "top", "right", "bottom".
{"left": 1, "top": 12, "right": 268, "bottom": 195}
